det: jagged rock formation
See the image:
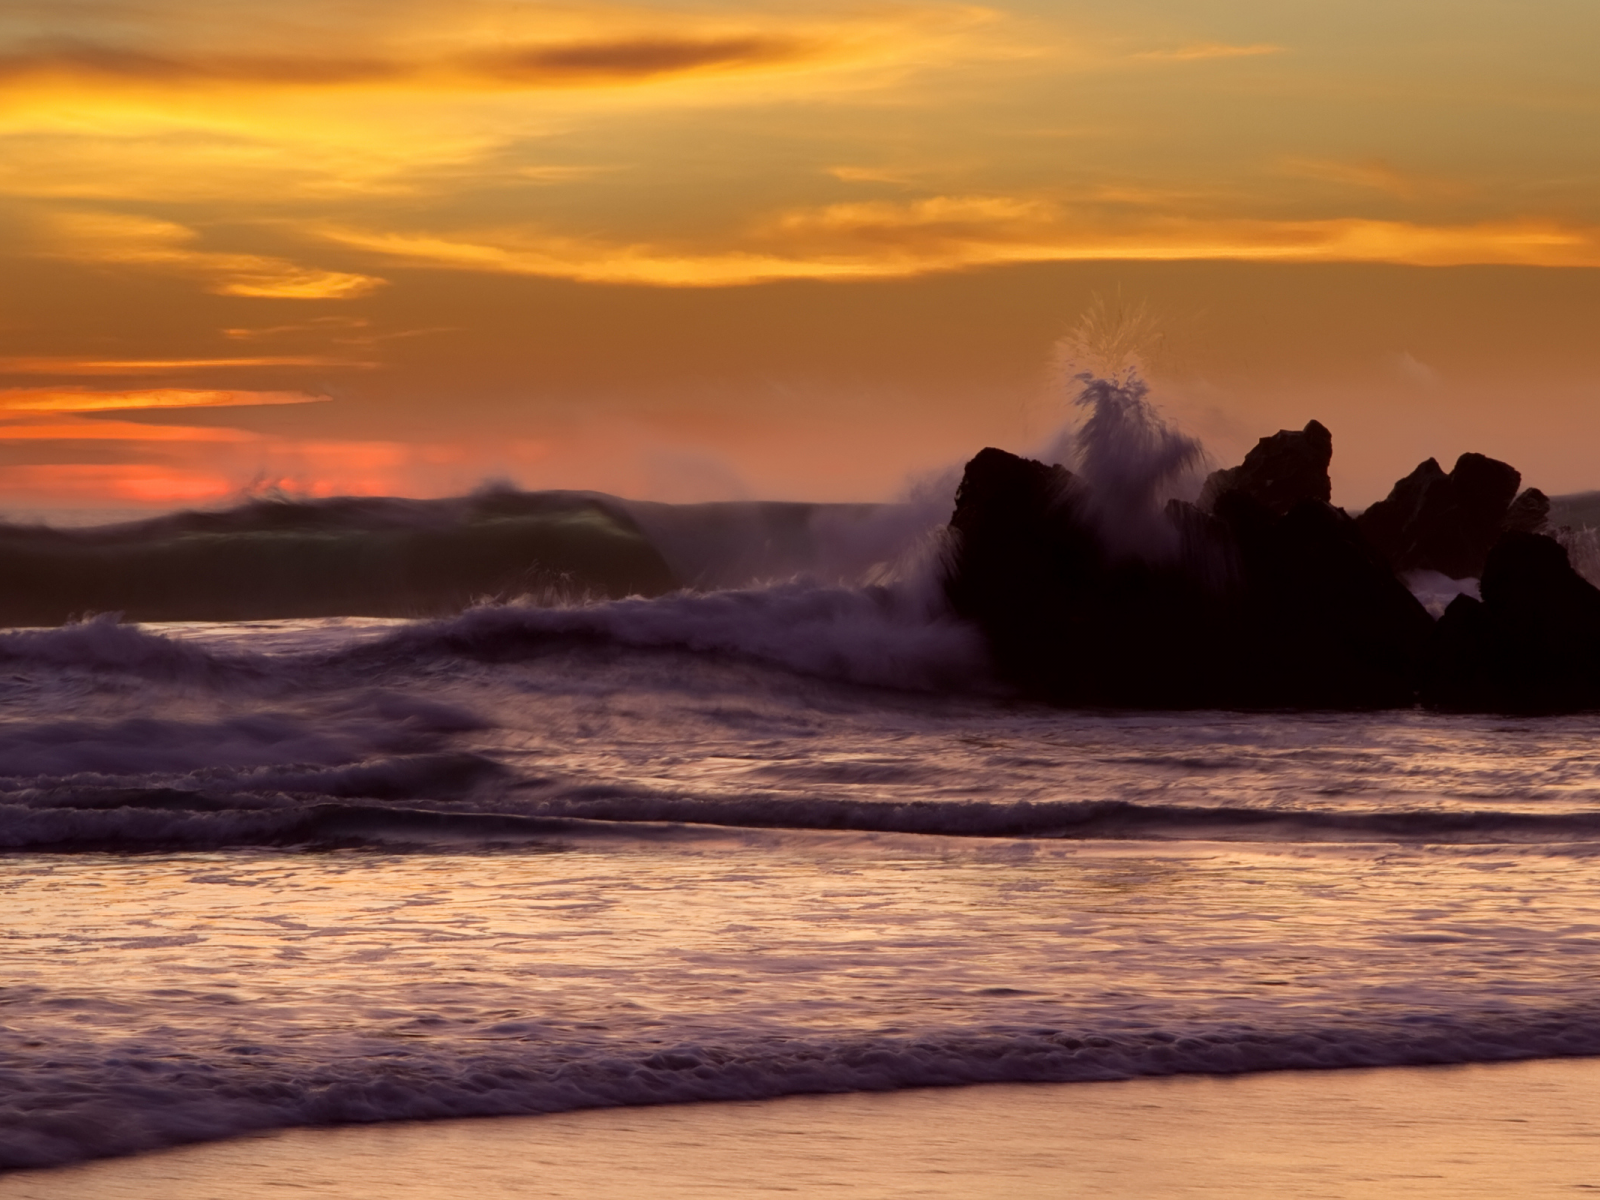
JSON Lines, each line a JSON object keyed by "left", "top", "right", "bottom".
{"left": 945, "top": 448, "right": 1227, "bottom": 707}
{"left": 1426, "top": 532, "right": 1600, "bottom": 712}
{"left": 946, "top": 442, "right": 1430, "bottom": 709}
{"left": 1209, "top": 489, "right": 1433, "bottom": 708}
{"left": 1356, "top": 453, "right": 1544, "bottom": 579}
{"left": 1503, "top": 487, "right": 1552, "bottom": 534}
{"left": 945, "top": 426, "right": 1600, "bottom": 712}
{"left": 1200, "top": 420, "right": 1332, "bottom": 515}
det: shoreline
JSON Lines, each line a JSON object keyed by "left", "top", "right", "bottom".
{"left": 7, "top": 1057, "right": 1600, "bottom": 1198}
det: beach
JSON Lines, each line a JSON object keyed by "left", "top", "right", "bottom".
{"left": 9, "top": 1058, "right": 1600, "bottom": 1198}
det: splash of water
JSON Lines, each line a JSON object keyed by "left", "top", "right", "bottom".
{"left": 1064, "top": 371, "right": 1204, "bottom": 559}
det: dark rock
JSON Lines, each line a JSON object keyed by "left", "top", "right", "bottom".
{"left": 1356, "top": 452, "right": 1522, "bottom": 578}
{"left": 1200, "top": 420, "right": 1332, "bottom": 515}
{"left": 945, "top": 427, "right": 1598, "bottom": 712}
{"left": 1502, "top": 488, "right": 1550, "bottom": 534}
{"left": 944, "top": 448, "right": 1227, "bottom": 707}
{"left": 944, "top": 438, "right": 1431, "bottom": 709}
{"left": 1214, "top": 491, "right": 1434, "bottom": 708}
{"left": 1423, "top": 532, "right": 1600, "bottom": 712}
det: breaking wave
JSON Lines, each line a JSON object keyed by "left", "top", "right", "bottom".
{"left": 9, "top": 791, "right": 1600, "bottom": 853}
{"left": 0, "top": 576, "right": 988, "bottom": 694}
{"left": 0, "top": 488, "right": 948, "bottom": 626}
{"left": 8, "top": 1007, "right": 1600, "bottom": 1168}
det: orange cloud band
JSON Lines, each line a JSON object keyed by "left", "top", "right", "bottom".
{"left": 0, "top": 357, "right": 374, "bottom": 375}
{"left": 0, "top": 387, "right": 330, "bottom": 412}
{"left": 318, "top": 204, "right": 1600, "bottom": 288}
{"left": 0, "top": 32, "right": 847, "bottom": 92}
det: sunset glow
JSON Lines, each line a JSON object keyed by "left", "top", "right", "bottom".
{"left": 4, "top": 0, "right": 1599, "bottom": 511}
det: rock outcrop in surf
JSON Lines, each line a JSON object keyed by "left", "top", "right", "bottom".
{"left": 1356, "top": 452, "right": 1547, "bottom": 579}
{"left": 1198, "top": 419, "right": 1333, "bottom": 514}
{"left": 944, "top": 411, "right": 1600, "bottom": 713}
{"left": 1425, "top": 531, "right": 1600, "bottom": 712}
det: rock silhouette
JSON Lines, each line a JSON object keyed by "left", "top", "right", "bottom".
{"left": 945, "top": 426, "right": 1600, "bottom": 712}
{"left": 1199, "top": 420, "right": 1332, "bottom": 515}
{"left": 1425, "top": 532, "right": 1600, "bottom": 712}
{"left": 1356, "top": 453, "right": 1530, "bottom": 579}
{"left": 946, "top": 441, "right": 1430, "bottom": 709}
{"left": 945, "top": 447, "right": 1226, "bottom": 707}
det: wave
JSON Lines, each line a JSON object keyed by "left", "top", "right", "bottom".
{"left": 12, "top": 784, "right": 1600, "bottom": 852}
{"left": 0, "top": 578, "right": 989, "bottom": 693}
{"left": 353, "top": 582, "right": 987, "bottom": 691}
{"left": 0, "top": 489, "right": 938, "bottom": 626}
{"left": 0, "top": 489, "right": 678, "bottom": 625}
{"left": 7, "top": 1005, "right": 1600, "bottom": 1169}
{"left": 503, "top": 793, "right": 1600, "bottom": 845}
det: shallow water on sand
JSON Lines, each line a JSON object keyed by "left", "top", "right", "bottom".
{"left": 8, "top": 1059, "right": 1600, "bottom": 1199}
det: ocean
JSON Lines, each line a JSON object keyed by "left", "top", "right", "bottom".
{"left": 4, "top": 546, "right": 1600, "bottom": 1171}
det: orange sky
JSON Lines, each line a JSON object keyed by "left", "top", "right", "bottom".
{"left": 3, "top": 0, "right": 1599, "bottom": 515}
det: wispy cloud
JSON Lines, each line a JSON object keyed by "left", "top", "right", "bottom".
{"left": 0, "top": 6, "right": 1003, "bottom": 214}
{"left": 0, "top": 418, "right": 257, "bottom": 443}
{"left": 39, "top": 211, "right": 384, "bottom": 299}
{"left": 0, "top": 356, "right": 373, "bottom": 375}
{"left": 826, "top": 165, "right": 918, "bottom": 186}
{"left": 0, "top": 34, "right": 822, "bottom": 91}
{"left": 0, "top": 387, "right": 329, "bottom": 412}
{"left": 1133, "top": 42, "right": 1283, "bottom": 62}
{"left": 0, "top": 4, "right": 999, "bottom": 99}
{"left": 316, "top": 198, "right": 1600, "bottom": 287}
{"left": 1281, "top": 157, "right": 1462, "bottom": 201}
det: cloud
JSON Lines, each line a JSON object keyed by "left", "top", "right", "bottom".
{"left": 1281, "top": 158, "right": 1461, "bottom": 202}
{"left": 0, "top": 463, "right": 241, "bottom": 505}
{"left": 315, "top": 198, "right": 1600, "bottom": 287}
{"left": 38, "top": 211, "right": 384, "bottom": 298}
{"left": 220, "top": 319, "right": 370, "bottom": 341}
{"left": 0, "top": 356, "right": 372, "bottom": 375}
{"left": 1133, "top": 43, "right": 1283, "bottom": 62}
{"left": 462, "top": 35, "right": 819, "bottom": 85}
{"left": 1392, "top": 352, "right": 1441, "bottom": 388}
{"left": 0, "top": 5, "right": 1005, "bottom": 212}
{"left": 0, "top": 418, "right": 257, "bottom": 444}
{"left": 826, "top": 165, "right": 917, "bottom": 186}
{"left": 0, "top": 388, "right": 329, "bottom": 412}
{"left": 0, "top": 414, "right": 440, "bottom": 508}
{"left": 0, "top": 33, "right": 822, "bottom": 91}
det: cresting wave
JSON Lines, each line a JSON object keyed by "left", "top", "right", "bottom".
{"left": 0, "top": 580, "right": 989, "bottom": 693}
{"left": 0, "top": 489, "right": 935, "bottom": 626}
{"left": 10, "top": 794, "right": 1600, "bottom": 852}
{"left": 7, "top": 1006, "right": 1600, "bottom": 1169}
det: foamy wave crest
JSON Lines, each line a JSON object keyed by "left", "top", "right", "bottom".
{"left": 511, "top": 794, "right": 1600, "bottom": 845}
{"left": 360, "top": 582, "right": 990, "bottom": 692}
{"left": 7, "top": 1007, "right": 1600, "bottom": 1168}
{"left": 0, "top": 614, "right": 233, "bottom": 679}
{"left": 0, "top": 695, "right": 486, "bottom": 780}
{"left": 0, "top": 692, "right": 510, "bottom": 849}
{"left": 15, "top": 788, "right": 1600, "bottom": 852}
{"left": 0, "top": 578, "right": 988, "bottom": 694}
{"left": 0, "top": 799, "right": 573, "bottom": 852}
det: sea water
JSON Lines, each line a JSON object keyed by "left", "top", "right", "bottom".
{"left": 3, "top": 596, "right": 1600, "bottom": 1170}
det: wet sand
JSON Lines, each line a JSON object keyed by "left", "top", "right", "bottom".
{"left": 6, "top": 1058, "right": 1600, "bottom": 1199}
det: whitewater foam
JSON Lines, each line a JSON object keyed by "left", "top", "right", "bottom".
{"left": 9, "top": 1009, "right": 1599, "bottom": 1170}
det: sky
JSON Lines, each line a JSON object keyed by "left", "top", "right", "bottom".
{"left": 2, "top": 0, "right": 1599, "bottom": 516}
